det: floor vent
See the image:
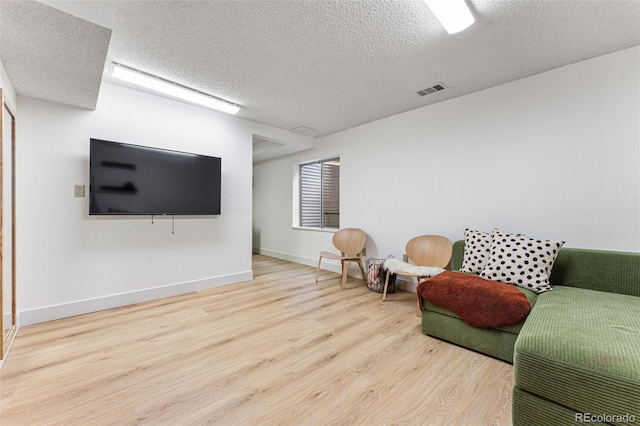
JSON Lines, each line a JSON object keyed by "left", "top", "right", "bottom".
{"left": 417, "top": 83, "right": 446, "bottom": 96}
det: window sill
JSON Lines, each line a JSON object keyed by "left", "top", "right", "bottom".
{"left": 292, "top": 226, "right": 338, "bottom": 233}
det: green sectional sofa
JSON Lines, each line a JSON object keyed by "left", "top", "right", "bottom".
{"left": 419, "top": 240, "right": 640, "bottom": 426}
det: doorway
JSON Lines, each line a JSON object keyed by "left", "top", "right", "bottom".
{"left": 1, "top": 89, "right": 17, "bottom": 362}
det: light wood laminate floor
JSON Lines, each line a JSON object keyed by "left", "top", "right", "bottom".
{"left": 0, "top": 255, "right": 513, "bottom": 425}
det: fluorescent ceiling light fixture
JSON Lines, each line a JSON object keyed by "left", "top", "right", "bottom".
{"left": 424, "top": 0, "right": 475, "bottom": 34}
{"left": 110, "top": 63, "right": 240, "bottom": 115}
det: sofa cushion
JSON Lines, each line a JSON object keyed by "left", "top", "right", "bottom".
{"left": 550, "top": 247, "right": 640, "bottom": 297}
{"left": 481, "top": 232, "right": 564, "bottom": 293}
{"left": 514, "top": 286, "right": 640, "bottom": 422}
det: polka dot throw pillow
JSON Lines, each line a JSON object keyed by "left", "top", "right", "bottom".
{"left": 480, "top": 233, "right": 564, "bottom": 293}
{"left": 460, "top": 229, "right": 493, "bottom": 274}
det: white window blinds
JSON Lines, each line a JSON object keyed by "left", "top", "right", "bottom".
{"left": 300, "top": 158, "right": 339, "bottom": 229}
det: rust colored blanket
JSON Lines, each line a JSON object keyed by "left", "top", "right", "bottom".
{"left": 417, "top": 271, "right": 531, "bottom": 328}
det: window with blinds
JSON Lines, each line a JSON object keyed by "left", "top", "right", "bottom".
{"left": 299, "top": 158, "right": 340, "bottom": 229}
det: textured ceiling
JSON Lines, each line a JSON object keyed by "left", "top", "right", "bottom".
{"left": 0, "top": 0, "right": 111, "bottom": 110}
{"left": 1, "top": 0, "right": 639, "bottom": 141}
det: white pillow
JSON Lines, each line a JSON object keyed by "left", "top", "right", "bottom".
{"left": 460, "top": 229, "right": 521, "bottom": 274}
{"left": 480, "top": 232, "right": 564, "bottom": 293}
{"left": 459, "top": 228, "right": 492, "bottom": 274}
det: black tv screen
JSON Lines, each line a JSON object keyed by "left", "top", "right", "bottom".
{"left": 89, "top": 139, "right": 221, "bottom": 215}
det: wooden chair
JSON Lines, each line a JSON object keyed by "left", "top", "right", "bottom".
{"left": 383, "top": 235, "right": 452, "bottom": 302}
{"left": 316, "top": 228, "right": 367, "bottom": 290}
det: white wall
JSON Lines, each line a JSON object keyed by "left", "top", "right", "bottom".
{"left": 17, "top": 82, "right": 312, "bottom": 324}
{"left": 253, "top": 46, "right": 640, "bottom": 282}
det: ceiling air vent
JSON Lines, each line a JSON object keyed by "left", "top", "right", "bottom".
{"left": 290, "top": 126, "right": 316, "bottom": 136}
{"left": 417, "top": 83, "right": 446, "bottom": 96}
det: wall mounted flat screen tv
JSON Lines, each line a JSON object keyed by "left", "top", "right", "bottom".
{"left": 90, "top": 138, "right": 221, "bottom": 215}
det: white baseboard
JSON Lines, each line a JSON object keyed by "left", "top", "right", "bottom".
{"left": 256, "top": 248, "right": 359, "bottom": 276}
{"left": 254, "top": 248, "right": 417, "bottom": 293}
{"left": 256, "top": 248, "right": 319, "bottom": 268}
{"left": 18, "top": 270, "right": 253, "bottom": 326}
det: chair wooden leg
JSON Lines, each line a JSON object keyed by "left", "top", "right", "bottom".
{"left": 382, "top": 270, "right": 391, "bottom": 301}
{"left": 341, "top": 260, "right": 348, "bottom": 290}
{"left": 315, "top": 256, "right": 323, "bottom": 282}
